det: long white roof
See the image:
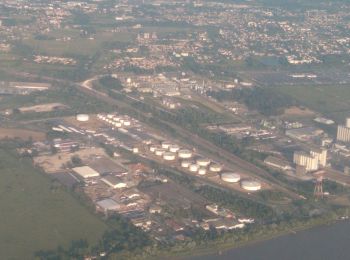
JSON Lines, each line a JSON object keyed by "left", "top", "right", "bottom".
{"left": 72, "top": 166, "right": 100, "bottom": 178}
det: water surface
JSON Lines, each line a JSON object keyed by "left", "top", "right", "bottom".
{"left": 186, "top": 220, "right": 350, "bottom": 260}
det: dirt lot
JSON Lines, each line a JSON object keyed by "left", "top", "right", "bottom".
{"left": 141, "top": 181, "right": 209, "bottom": 210}
{"left": 18, "top": 103, "right": 68, "bottom": 113}
{"left": 34, "top": 147, "right": 106, "bottom": 173}
{"left": 283, "top": 106, "right": 315, "bottom": 117}
{"left": 0, "top": 128, "right": 46, "bottom": 141}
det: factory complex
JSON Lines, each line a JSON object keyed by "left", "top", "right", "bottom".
{"left": 27, "top": 111, "right": 258, "bottom": 242}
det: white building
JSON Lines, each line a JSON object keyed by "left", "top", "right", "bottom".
{"left": 293, "top": 151, "right": 319, "bottom": 172}
{"left": 310, "top": 148, "right": 327, "bottom": 167}
{"left": 101, "top": 175, "right": 127, "bottom": 189}
{"left": 337, "top": 125, "right": 350, "bottom": 143}
{"left": 72, "top": 166, "right": 100, "bottom": 179}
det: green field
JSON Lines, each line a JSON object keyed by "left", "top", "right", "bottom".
{"left": 271, "top": 84, "right": 350, "bottom": 121}
{"left": 23, "top": 30, "right": 134, "bottom": 56}
{"left": 0, "top": 147, "right": 107, "bottom": 259}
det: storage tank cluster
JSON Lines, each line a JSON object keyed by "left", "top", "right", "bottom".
{"left": 150, "top": 141, "right": 192, "bottom": 163}
{"left": 221, "top": 172, "right": 261, "bottom": 191}
{"left": 97, "top": 113, "right": 133, "bottom": 128}
{"left": 151, "top": 141, "right": 195, "bottom": 163}
{"left": 150, "top": 141, "right": 226, "bottom": 178}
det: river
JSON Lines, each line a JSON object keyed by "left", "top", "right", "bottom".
{"left": 185, "top": 220, "right": 350, "bottom": 260}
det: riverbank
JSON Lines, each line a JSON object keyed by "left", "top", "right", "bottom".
{"left": 187, "top": 218, "right": 350, "bottom": 260}
{"left": 136, "top": 211, "right": 345, "bottom": 260}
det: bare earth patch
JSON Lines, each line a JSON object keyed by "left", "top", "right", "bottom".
{"left": 0, "top": 128, "right": 46, "bottom": 141}
{"left": 284, "top": 106, "right": 315, "bottom": 117}
{"left": 18, "top": 102, "right": 68, "bottom": 113}
{"left": 34, "top": 147, "right": 106, "bottom": 173}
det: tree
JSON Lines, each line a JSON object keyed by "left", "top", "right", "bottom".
{"left": 71, "top": 155, "right": 83, "bottom": 167}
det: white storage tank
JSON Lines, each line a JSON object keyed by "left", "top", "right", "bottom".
{"left": 196, "top": 158, "right": 211, "bottom": 167}
{"left": 189, "top": 164, "right": 199, "bottom": 172}
{"left": 209, "top": 163, "right": 222, "bottom": 173}
{"left": 221, "top": 172, "right": 241, "bottom": 183}
{"left": 161, "top": 141, "right": 172, "bottom": 149}
{"left": 76, "top": 114, "right": 89, "bottom": 122}
{"left": 163, "top": 152, "right": 176, "bottom": 161}
{"left": 178, "top": 149, "right": 193, "bottom": 159}
{"left": 181, "top": 160, "right": 192, "bottom": 168}
{"left": 149, "top": 145, "right": 157, "bottom": 153}
{"left": 198, "top": 167, "right": 207, "bottom": 175}
{"left": 155, "top": 148, "right": 166, "bottom": 156}
{"left": 169, "top": 144, "right": 180, "bottom": 153}
{"left": 241, "top": 180, "right": 261, "bottom": 191}
{"left": 123, "top": 120, "right": 131, "bottom": 126}
{"left": 107, "top": 114, "right": 114, "bottom": 119}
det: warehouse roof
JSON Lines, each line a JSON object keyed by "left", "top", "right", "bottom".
{"left": 72, "top": 166, "right": 100, "bottom": 179}
{"left": 102, "top": 175, "right": 127, "bottom": 189}
{"left": 96, "top": 199, "right": 120, "bottom": 211}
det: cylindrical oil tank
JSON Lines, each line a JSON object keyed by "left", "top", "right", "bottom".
{"left": 209, "top": 163, "right": 222, "bottom": 173}
{"left": 196, "top": 158, "right": 211, "bottom": 167}
{"left": 163, "top": 152, "right": 176, "bottom": 161}
{"left": 241, "top": 180, "right": 261, "bottom": 191}
{"left": 198, "top": 167, "right": 207, "bottom": 175}
{"left": 189, "top": 164, "right": 199, "bottom": 172}
{"left": 181, "top": 160, "right": 192, "bottom": 168}
{"left": 161, "top": 141, "right": 172, "bottom": 149}
{"left": 169, "top": 144, "right": 180, "bottom": 153}
{"left": 155, "top": 148, "right": 166, "bottom": 156}
{"left": 221, "top": 172, "right": 241, "bottom": 183}
{"left": 178, "top": 149, "right": 193, "bottom": 159}
{"left": 76, "top": 114, "right": 89, "bottom": 122}
{"left": 149, "top": 145, "right": 157, "bottom": 153}
{"left": 123, "top": 120, "right": 131, "bottom": 126}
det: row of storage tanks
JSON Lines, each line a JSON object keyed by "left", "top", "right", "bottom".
{"left": 149, "top": 141, "right": 261, "bottom": 191}
{"left": 97, "top": 113, "right": 133, "bottom": 127}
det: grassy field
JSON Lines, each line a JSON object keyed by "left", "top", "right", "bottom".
{"left": 271, "top": 84, "right": 350, "bottom": 122}
{"left": 0, "top": 85, "right": 114, "bottom": 120}
{"left": 23, "top": 30, "right": 134, "bottom": 56}
{"left": 0, "top": 147, "right": 107, "bottom": 259}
